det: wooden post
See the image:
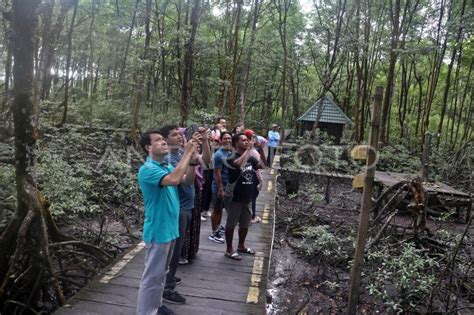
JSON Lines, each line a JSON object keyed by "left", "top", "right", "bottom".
{"left": 420, "top": 132, "right": 432, "bottom": 181}
{"left": 347, "top": 86, "right": 383, "bottom": 314}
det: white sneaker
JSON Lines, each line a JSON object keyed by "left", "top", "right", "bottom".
{"left": 206, "top": 210, "right": 212, "bottom": 217}
{"left": 201, "top": 215, "right": 207, "bottom": 222}
{"left": 178, "top": 258, "right": 189, "bottom": 265}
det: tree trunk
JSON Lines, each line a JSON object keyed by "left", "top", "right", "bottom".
{"left": 352, "top": 0, "right": 362, "bottom": 143}
{"left": 422, "top": 0, "right": 451, "bottom": 137}
{"left": 436, "top": 0, "right": 466, "bottom": 147}
{"left": 0, "top": 0, "right": 65, "bottom": 307}
{"left": 180, "top": 0, "right": 201, "bottom": 125}
{"left": 87, "top": 0, "right": 96, "bottom": 125}
{"left": 273, "top": 0, "right": 290, "bottom": 140}
{"left": 131, "top": 0, "right": 153, "bottom": 136}
{"left": 118, "top": 0, "right": 139, "bottom": 84}
{"left": 454, "top": 60, "right": 472, "bottom": 148}
{"left": 175, "top": 0, "right": 183, "bottom": 88}
{"left": 2, "top": 31, "right": 12, "bottom": 114}
{"left": 227, "top": 0, "right": 243, "bottom": 128}
{"left": 60, "top": 0, "right": 79, "bottom": 126}
{"left": 237, "top": 0, "right": 261, "bottom": 125}
{"left": 289, "top": 57, "right": 301, "bottom": 125}
{"left": 39, "top": 0, "right": 73, "bottom": 101}
{"left": 447, "top": 47, "right": 463, "bottom": 147}
{"left": 398, "top": 58, "right": 411, "bottom": 138}
{"left": 380, "top": 0, "right": 400, "bottom": 144}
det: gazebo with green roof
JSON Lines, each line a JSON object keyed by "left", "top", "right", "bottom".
{"left": 297, "top": 96, "right": 353, "bottom": 144}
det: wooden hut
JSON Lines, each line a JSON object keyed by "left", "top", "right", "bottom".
{"left": 297, "top": 96, "right": 353, "bottom": 144}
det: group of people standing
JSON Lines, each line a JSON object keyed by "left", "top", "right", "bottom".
{"left": 136, "top": 118, "right": 280, "bottom": 315}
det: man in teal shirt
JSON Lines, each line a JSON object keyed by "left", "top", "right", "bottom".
{"left": 136, "top": 129, "right": 197, "bottom": 315}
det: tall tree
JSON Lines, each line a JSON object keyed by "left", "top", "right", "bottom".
{"left": 118, "top": 0, "right": 139, "bottom": 84}
{"left": 180, "top": 0, "right": 201, "bottom": 124}
{"left": 60, "top": 0, "right": 79, "bottom": 126}
{"left": 380, "top": 0, "right": 419, "bottom": 143}
{"left": 38, "top": 0, "right": 74, "bottom": 102}
{"left": 237, "top": 0, "right": 261, "bottom": 125}
{"left": 422, "top": 0, "right": 452, "bottom": 138}
{"left": 436, "top": 0, "right": 467, "bottom": 147}
{"left": 272, "top": 0, "right": 291, "bottom": 137}
{"left": 0, "top": 0, "right": 65, "bottom": 308}
{"left": 131, "top": 0, "right": 153, "bottom": 136}
{"left": 1, "top": 13, "right": 12, "bottom": 114}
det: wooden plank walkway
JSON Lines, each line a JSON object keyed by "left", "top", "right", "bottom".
{"left": 56, "top": 168, "right": 278, "bottom": 315}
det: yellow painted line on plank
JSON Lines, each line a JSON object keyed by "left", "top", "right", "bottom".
{"left": 261, "top": 203, "right": 270, "bottom": 224}
{"left": 99, "top": 241, "right": 146, "bottom": 283}
{"left": 247, "top": 255, "right": 265, "bottom": 304}
{"left": 247, "top": 287, "right": 260, "bottom": 303}
{"left": 267, "top": 181, "right": 273, "bottom": 192}
{"left": 262, "top": 204, "right": 270, "bottom": 220}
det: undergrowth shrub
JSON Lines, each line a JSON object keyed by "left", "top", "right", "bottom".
{"left": 377, "top": 144, "right": 421, "bottom": 174}
{"left": 366, "top": 243, "right": 438, "bottom": 312}
{"left": 94, "top": 160, "right": 139, "bottom": 204}
{"left": 0, "top": 164, "right": 16, "bottom": 230}
{"left": 297, "top": 225, "right": 353, "bottom": 267}
{"left": 37, "top": 152, "right": 100, "bottom": 217}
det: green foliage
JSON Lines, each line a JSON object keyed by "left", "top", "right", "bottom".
{"left": 0, "top": 165, "right": 15, "bottom": 197}
{"left": 94, "top": 160, "right": 139, "bottom": 204}
{"left": 366, "top": 243, "right": 438, "bottom": 312}
{"left": 433, "top": 229, "right": 462, "bottom": 248}
{"left": 76, "top": 98, "right": 132, "bottom": 128}
{"left": 190, "top": 108, "right": 219, "bottom": 126}
{"left": 304, "top": 185, "right": 324, "bottom": 204}
{"left": 37, "top": 149, "right": 139, "bottom": 217}
{"left": 0, "top": 164, "right": 16, "bottom": 230}
{"left": 297, "top": 225, "right": 353, "bottom": 267}
{"left": 139, "top": 107, "right": 181, "bottom": 130}
{"left": 37, "top": 152, "right": 100, "bottom": 217}
{"left": 377, "top": 144, "right": 422, "bottom": 174}
{"left": 282, "top": 131, "right": 364, "bottom": 174}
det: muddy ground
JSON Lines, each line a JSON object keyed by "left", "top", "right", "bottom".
{"left": 267, "top": 171, "right": 472, "bottom": 314}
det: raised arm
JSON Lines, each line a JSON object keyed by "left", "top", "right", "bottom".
{"left": 161, "top": 141, "right": 197, "bottom": 186}
{"left": 230, "top": 146, "right": 252, "bottom": 168}
{"left": 199, "top": 128, "right": 212, "bottom": 167}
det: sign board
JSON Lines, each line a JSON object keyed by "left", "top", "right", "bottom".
{"left": 351, "top": 145, "right": 369, "bottom": 160}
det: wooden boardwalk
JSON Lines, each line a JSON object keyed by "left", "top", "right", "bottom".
{"left": 56, "top": 168, "right": 278, "bottom": 315}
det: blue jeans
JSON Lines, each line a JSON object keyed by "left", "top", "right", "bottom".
{"left": 267, "top": 146, "right": 277, "bottom": 166}
{"left": 136, "top": 240, "right": 175, "bottom": 315}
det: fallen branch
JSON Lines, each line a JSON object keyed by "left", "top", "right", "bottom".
{"left": 367, "top": 210, "right": 398, "bottom": 249}
{"left": 371, "top": 184, "right": 408, "bottom": 226}
{"left": 372, "top": 181, "right": 407, "bottom": 210}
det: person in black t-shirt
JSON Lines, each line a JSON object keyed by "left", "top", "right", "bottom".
{"left": 224, "top": 133, "right": 265, "bottom": 260}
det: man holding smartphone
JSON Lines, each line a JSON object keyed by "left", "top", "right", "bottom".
{"left": 159, "top": 124, "right": 211, "bottom": 305}
{"left": 136, "top": 129, "right": 198, "bottom": 315}
{"left": 224, "top": 133, "right": 265, "bottom": 260}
